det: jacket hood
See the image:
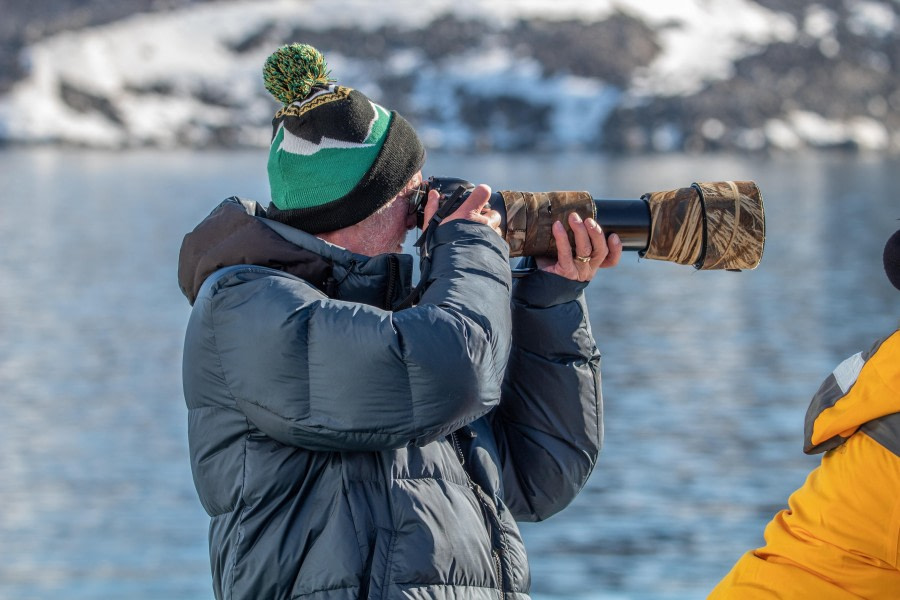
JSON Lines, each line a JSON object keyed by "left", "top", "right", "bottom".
{"left": 804, "top": 328, "right": 900, "bottom": 454}
{"left": 177, "top": 197, "right": 413, "bottom": 308}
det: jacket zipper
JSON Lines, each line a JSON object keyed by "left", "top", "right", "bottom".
{"left": 449, "top": 431, "right": 506, "bottom": 600}
{"left": 384, "top": 254, "right": 400, "bottom": 310}
{"left": 451, "top": 431, "right": 466, "bottom": 465}
{"left": 493, "top": 551, "right": 504, "bottom": 600}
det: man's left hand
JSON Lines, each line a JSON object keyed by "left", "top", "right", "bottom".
{"left": 535, "top": 212, "right": 622, "bottom": 282}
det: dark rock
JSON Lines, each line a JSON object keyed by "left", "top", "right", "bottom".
{"left": 59, "top": 79, "right": 124, "bottom": 125}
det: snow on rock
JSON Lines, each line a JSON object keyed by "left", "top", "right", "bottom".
{"left": 0, "top": 0, "right": 896, "bottom": 153}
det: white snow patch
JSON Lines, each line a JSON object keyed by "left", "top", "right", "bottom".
{"left": 767, "top": 110, "right": 890, "bottom": 151}
{"left": 846, "top": 116, "right": 889, "bottom": 150}
{"left": 734, "top": 128, "right": 767, "bottom": 151}
{"left": 764, "top": 119, "right": 802, "bottom": 151}
{"left": 803, "top": 5, "right": 838, "bottom": 38}
{"left": 790, "top": 111, "right": 848, "bottom": 146}
{"left": 701, "top": 118, "right": 726, "bottom": 140}
{"left": 847, "top": 1, "right": 896, "bottom": 38}
{"left": 627, "top": 0, "right": 796, "bottom": 96}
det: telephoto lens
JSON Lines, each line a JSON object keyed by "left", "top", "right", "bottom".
{"left": 416, "top": 177, "right": 765, "bottom": 271}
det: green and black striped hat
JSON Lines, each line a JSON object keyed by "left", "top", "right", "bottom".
{"left": 263, "top": 43, "right": 425, "bottom": 233}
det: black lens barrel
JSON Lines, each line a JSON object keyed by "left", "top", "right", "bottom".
{"left": 487, "top": 192, "right": 651, "bottom": 252}
{"left": 593, "top": 198, "right": 651, "bottom": 251}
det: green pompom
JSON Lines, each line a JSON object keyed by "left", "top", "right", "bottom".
{"left": 263, "top": 43, "right": 334, "bottom": 106}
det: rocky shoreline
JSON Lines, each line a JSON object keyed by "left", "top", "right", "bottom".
{"left": 1, "top": 0, "right": 897, "bottom": 154}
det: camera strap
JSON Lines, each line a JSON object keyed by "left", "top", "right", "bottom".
{"left": 412, "top": 185, "right": 470, "bottom": 255}
{"left": 395, "top": 186, "right": 471, "bottom": 310}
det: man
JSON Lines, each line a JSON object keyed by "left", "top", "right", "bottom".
{"left": 709, "top": 229, "right": 900, "bottom": 599}
{"left": 178, "top": 43, "right": 622, "bottom": 600}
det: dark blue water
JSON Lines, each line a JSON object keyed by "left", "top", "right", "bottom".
{"left": 1, "top": 147, "right": 897, "bottom": 599}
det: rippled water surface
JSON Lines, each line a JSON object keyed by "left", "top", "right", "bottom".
{"left": 1, "top": 148, "right": 897, "bottom": 599}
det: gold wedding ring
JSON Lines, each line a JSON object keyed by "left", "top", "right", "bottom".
{"left": 575, "top": 255, "right": 591, "bottom": 263}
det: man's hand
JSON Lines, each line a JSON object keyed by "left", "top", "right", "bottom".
{"left": 535, "top": 212, "right": 622, "bottom": 282}
{"left": 422, "top": 184, "right": 502, "bottom": 237}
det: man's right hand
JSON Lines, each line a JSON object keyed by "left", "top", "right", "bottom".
{"left": 422, "top": 184, "right": 502, "bottom": 237}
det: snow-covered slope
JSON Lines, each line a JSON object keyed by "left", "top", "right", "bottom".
{"left": 1, "top": 0, "right": 896, "bottom": 152}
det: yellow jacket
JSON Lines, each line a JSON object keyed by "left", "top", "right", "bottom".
{"left": 710, "top": 329, "right": 900, "bottom": 599}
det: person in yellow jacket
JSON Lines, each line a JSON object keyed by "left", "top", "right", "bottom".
{"left": 709, "top": 228, "right": 900, "bottom": 600}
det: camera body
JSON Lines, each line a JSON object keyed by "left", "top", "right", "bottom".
{"left": 413, "top": 177, "right": 476, "bottom": 230}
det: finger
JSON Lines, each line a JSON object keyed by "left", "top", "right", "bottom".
{"left": 552, "top": 220, "right": 575, "bottom": 271}
{"left": 600, "top": 233, "right": 623, "bottom": 268}
{"left": 584, "top": 218, "right": 609, "bottom": 264}
{"left": 444, "top": 184, "right": 492, "bottom": 224}
{"left": 484, "top": 210, "right": 502, "bottom": 236}
{"left": 438, "top": 185, "right": 490, "bottom": 224}
{"left": 458, "top": 209, "right": 501, "bottom": 234}
{"left": 568, "top": 212, "right": 593, "bottom": 265}
{"left": 421, "top": 189, "right": 441, "bottom": 232}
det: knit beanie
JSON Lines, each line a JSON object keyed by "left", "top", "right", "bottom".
{"left": 262, "top": 43, "right": 425, "bottom": 233}
{"left": 884, "top": 228, "right": 900, "bottom": 291}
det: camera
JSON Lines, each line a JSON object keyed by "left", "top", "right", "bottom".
{"left": 409, "top": 176, "right": 765, "bottom": 271}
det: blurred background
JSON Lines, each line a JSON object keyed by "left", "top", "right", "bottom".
{"left": 1, "top": 1, "right": 898, "bottom": 599}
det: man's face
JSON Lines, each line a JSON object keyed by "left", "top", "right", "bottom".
{"left": 345, "top": 171, "right": 422, "bottom": 256}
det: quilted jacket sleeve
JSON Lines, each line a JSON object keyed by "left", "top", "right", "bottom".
{"left": 186, "top": 221, "right": 512, "bottom": 452}
{"left": 490, "top": 267, "right": 603, "bottom": 522}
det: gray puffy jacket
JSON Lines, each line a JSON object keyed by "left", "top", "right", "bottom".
{"left": 178, "top": 198, "right": 604, "bottom": 600}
